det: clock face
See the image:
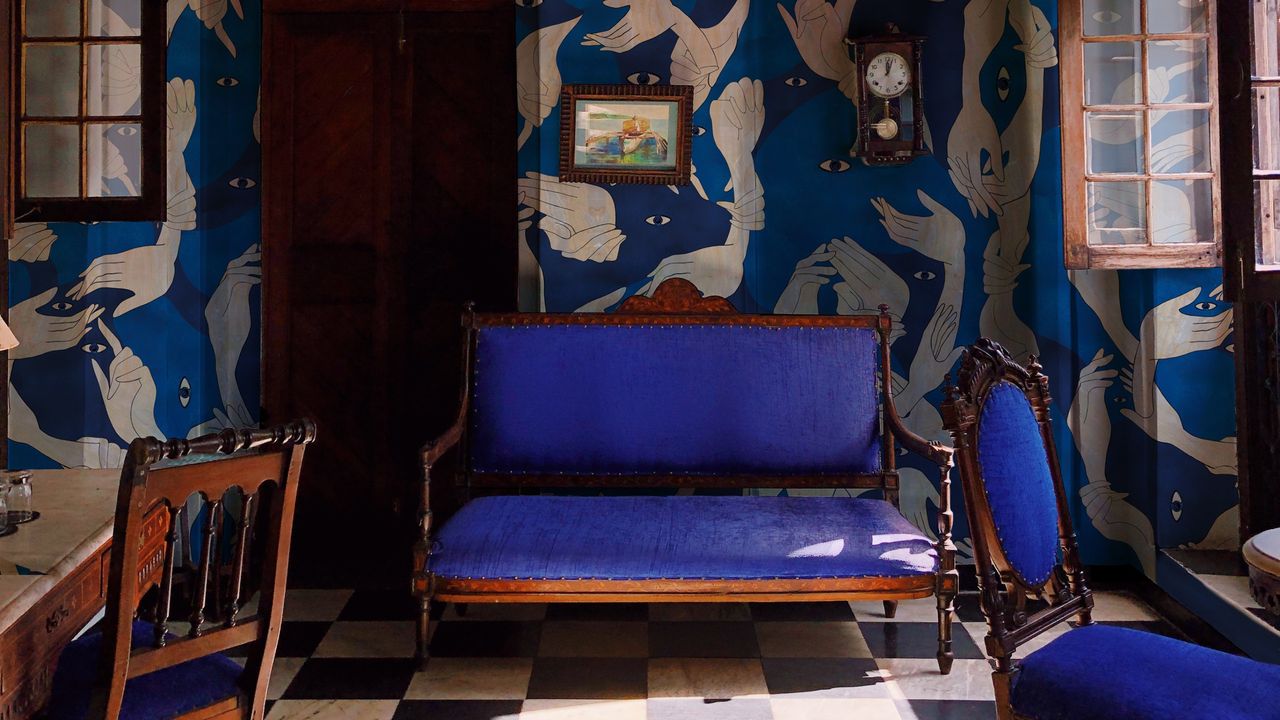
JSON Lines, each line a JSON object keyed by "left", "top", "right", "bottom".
{"left": 866, "top": 51, "right": 911, "bottom": 99}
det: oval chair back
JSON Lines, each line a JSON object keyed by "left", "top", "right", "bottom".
{"left": 939, "top": 341, "right": 1093, "bottom": 685}
{"left": 85, "top": 420, "right": 315, "bottom": 720}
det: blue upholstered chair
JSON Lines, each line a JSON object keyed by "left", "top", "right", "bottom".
{"left": 46, "top": 421, "right": 315, "bottom": 720}
{"left": 940, "top": 340, "right": 1280, "bottom": 720}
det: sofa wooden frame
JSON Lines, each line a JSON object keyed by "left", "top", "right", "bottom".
{"left": 940, "top": 338, "right": 1096, "bottom": 719}
{"left": 412, "top": 279, "right": 959, "bottom": 674}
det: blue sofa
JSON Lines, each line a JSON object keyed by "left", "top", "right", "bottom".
{"left": 412, "top": 279, "right": 959, "bottom": 673}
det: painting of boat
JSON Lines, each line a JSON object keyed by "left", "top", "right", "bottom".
{"left": 573, "top": 100, "right": 679, "bottom": 170}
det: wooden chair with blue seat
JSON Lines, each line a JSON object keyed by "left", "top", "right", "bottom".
{"left": 940, "top": 338, "right": 1280, "bottom": 720}
{"left": 45, "top": 419, "right": 316, "bottom": 720}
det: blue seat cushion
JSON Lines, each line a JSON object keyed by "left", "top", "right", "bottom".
{"left": 1012, "top": 624, "right": 1280, "bottom": 720}
{"left": 46, "top": 621, "right": 244, "bottom": 720}
{"left": 428, "top": 496, "right": 938, "bottom": 581}
{"left": 470, "top": 323, "right": 883, "bottom": 475}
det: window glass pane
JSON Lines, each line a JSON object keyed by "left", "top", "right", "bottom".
{"left": 24, "top": 0, "right": 81, "bottom": 37}
{"left": 1148, "top": 0, "right": 1208, "bottom": 33}
{"left": 1148, "top": 39, "right": 1210, "bottom": 104}
{"left": 24, "top": 123, "right": 80, "bottom": 197}
{"left": 1253, "top": 0, "right": 1280, "bottom": 76}
{"left": 86, "top": 123, "right": 142, "bottom": 197}
{"left": 23, "top": 44, "right": 81, "bottom": 117}
{"left": 1083, "top": 0, "right": 1140, "bottom": 36}
{"left": 88, "top": 0, "right": 141, "bottom": 36}
{"left": 1085, "top": 42, "right": 1143, "bottom": 105}
{"left": 1089, "top": 181, "right": 1148, "bottom": 245}
{"left": 1255, "top": 87, "right": 1280, "bottom": 171}
{"left": 1152, "top": 179, "right": 1212, "bottom": 243}
{"left": 1087, "top": 112, "right": 1145, "bottom": 173}
{"left": 1256, "top": 180, "right": 1280, "bottom": 268}
{"left": 87, "top": 43, "right": 141, "bottom": 116}
{"left": 1150, "top": 109, "right": 1212, "bottom": 173}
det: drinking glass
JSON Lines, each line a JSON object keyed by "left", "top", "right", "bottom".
{"left": 6, "top": 472, "right": 32, "bottom": 523}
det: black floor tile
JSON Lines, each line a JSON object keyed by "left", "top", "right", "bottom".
{"left": 226, "top": 620, "right": 329, "bottom": 658}
{"left": 338, "top": 588, "right": 420, "bottom": 621}
{"left": 526, "top": 657, "right": 648, "bottom": 699}
{"left": 280, "top": 658, "right": 417, "bottom": 699}
{"left": 859, "top": 622, "right": 984, "bottom": 659}
{"left": 898, "top": 699, "right": 1000, "bottom": 720}
{"left": 761, "top": 657, "right": 887, "bottom": 698}
{"left": 953, "top": 594, "right": 985, "bottom": 622}
{"left": 1164, "top": 549, "right": 1248, "bottom": 577}
{"left": 392, "top": 700, "right": 524, "bottom": 720}
{"left": 749, "top": 602, "right": 855, "bottom": 622}
{"left": 649, "top": 621, "right": 760, "bottom": 658}
{"left": 544, "top": 603, "right": 649, "bottom": 621}
{"left": 429, "top": 621, "right": 542, "bottom": 657}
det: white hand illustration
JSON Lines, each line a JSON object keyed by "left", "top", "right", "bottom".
{"left": 1009, "top": 0, "right": 1057, "bottom": 69}
{"left": 97, "top": 139, "right": 138, "bottom": 197}
{"left": 206, "top": 244, "right": 261, "bottom": 426}
{"left": 189, "top": 0, "right": 242, "bottom": 56}
{"left": 774, "top": 243, "right": 837, "bottom": 314}
{"left": 711, "top": 78, "right": 765, "bottom": 196}
{"left": 167, "top": 78, "right": 197, "bottom": 158}
{"left": 670, "top": 0, "right": 748, "bottom": 109}
{"left": 8, "top": 290, "right": 104, "bottom": 360}
{"left": 516, "top": 17, "right": 580, "bottom": 151}
{"left": 10, "top": 223, "right": 57, "bottom": 263}
{"left": 776, "top": 0, "right": 856, "bottom": 96}
{"left": 827, "top": 236, "right": 909, "bottom": 341}
{"left": 583, "top": 0, "right": 686, "bottom": 52}
{"left": 92, "top": 321, "right": 164, "bottom": 442}
{"left": 98, "top": 44, "right": 141, "bottom": 114}
{"left": 947, "top": 103, "right": 1005, "bottom": 218}
{"left": 873, "top": 191, "right": 965, "bottom": 267}
{"left": 1137, "top": 285, "right": 1232, "bottom": 362}
{"left": 517, "top": 173, "right": 626, "bottom": 263}
{"left": 1069, "top": 349, "right": 1156, "bottom": 577}
{"left": 9, "top": 385, "right": 126, "bottom": 469}
{"left": 69, "top": 232, "right": 181, "bottom": 317}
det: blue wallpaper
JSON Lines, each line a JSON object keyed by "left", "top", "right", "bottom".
{"left": 9, "top": 0, "right": 261, "bottom": 468}
{"left": 6, "top": 0, "right": 1235, "bottom": 577}
{"left": 516, "top": 0, "right": 1239, "bottom": 572}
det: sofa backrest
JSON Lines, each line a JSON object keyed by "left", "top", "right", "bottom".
{"left": 465, "top": 313, "right": 889, "bottom": 478}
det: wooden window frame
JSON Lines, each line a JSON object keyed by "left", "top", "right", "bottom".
{"left": 1060, "top": 0, "right": 1223, "bottom": 269}
{"left": 12, "top": 0, "right": 165, "bottom": 223}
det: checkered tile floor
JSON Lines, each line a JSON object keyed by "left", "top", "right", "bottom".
{"left": 258, "top": 588, "right": 1185, "bottom": 720}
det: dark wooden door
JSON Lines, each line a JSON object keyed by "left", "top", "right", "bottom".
{"left": 261, "top": 4, "right": 515, "bottom": 584}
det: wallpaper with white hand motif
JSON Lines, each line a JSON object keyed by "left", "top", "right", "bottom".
{"left": 9, "top": 0, "right": 261, "bottom": 469}
{"left": 517, "top": 0, "right": 1238, "bottom": 573}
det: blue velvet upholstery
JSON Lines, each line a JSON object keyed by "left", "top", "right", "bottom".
{"left": 469, "top": 324, "right": 882, "bottom": 475}
{"left": 428, "top": 496, "right": 937, "bottom": 580}
{"left": 1012, "top": 624, "right": 1280, "bottom": 720}
{"left": 46, "top": 621, "right": 243, "bottom": 720}
{"left": 976, "top": 381, "right": 1059, "bottom": 587}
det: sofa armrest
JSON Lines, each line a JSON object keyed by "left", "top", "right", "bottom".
{"left": 884, "top": 401, "right": 953, "bottom": 467}
{"left": 422, "top": 418, "right": 465, "bottom": 468}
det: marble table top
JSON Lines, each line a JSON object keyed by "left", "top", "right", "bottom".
{"left": 0, "top": 469, "right": 120, "bottom": 636}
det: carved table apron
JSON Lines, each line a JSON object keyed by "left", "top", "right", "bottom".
{"left": 0, "top": 469, "right": 119, "bottom": 720}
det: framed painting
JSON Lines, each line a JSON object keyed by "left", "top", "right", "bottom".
{"left": 559, "top": 84, "right": 693, "bottom": 185}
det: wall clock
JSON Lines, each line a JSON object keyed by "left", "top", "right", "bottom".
{"left": 846, "top": 28, "right": 928, "bottom": 166}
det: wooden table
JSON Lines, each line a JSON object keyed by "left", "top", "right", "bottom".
{"left": 0, "top": 469, "right": 119, "bottom": 719}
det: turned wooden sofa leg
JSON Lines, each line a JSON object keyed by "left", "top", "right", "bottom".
{"left": 415, "top": 595, "right": 432, "bottom": 672}
{"left": 937, "top": 588, "right": 956, "bottom": 675}
{"left": 882, "top": 600, "right": 898, "bottom": 619}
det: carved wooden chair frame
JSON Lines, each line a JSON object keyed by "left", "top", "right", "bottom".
{"left": 414, "top": 279, "right": 959, "bottom": 672}
{"left": 89, "top": 420, "right": 316, "bottom": 720}
{"left": 940, "top": 339, "right": 1094, "bottom": 720}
